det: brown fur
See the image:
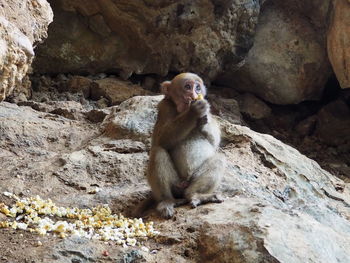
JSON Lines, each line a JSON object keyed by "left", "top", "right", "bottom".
{"left": 136, "top": 73, "right": 225, "bottom": 219}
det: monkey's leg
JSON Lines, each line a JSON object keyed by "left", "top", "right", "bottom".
{"left": 184, "top": 153, "right": 225, "bottom": 208}
{"left": 148, "top": 147, "right": 181, "bottom": 218}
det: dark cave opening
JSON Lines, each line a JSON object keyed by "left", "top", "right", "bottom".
{"left": 321, "top": 73, "right": 342, "bottom": 104}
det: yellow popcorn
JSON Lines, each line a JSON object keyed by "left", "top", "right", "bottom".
{"left": 54, "top": 223, "right": 66, "bottom": 233}
{"left": 36, "top": 228, "right": 47, "bottom": 236}
{"left": 0, "top": 204, "right": 13, "bottom": 217}
{"left": 0, "top": 221, "right": 10, "bottom": 228}
{"left": 196, "top": 93, "right": 204, "bottom": 100}
{"left": 0, "top": 192, "right": 159, "bottom": 248}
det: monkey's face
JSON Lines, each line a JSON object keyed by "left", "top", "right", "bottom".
{"left": 181, "top": 79, "right": 203, "bottom": 101}
{"left": 161, "top": 73, "right": 206, "bottom": 113}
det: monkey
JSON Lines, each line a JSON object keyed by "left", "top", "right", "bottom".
{"left": 136, "top": 73, "right": 225, "bottom": 219}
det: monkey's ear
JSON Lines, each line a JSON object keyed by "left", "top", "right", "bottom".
{"left": 160, "top": 81, "right": 171, "bottom": 95}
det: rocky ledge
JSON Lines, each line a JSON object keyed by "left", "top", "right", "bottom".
{"left": 0, "top": 95, "right": 349, "bottom": 262}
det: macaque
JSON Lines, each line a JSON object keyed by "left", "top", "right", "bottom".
{"left": 140, "top": 73, "right": 225, "bottom": 218}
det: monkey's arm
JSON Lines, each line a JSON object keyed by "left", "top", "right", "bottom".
{"left": 154, "top": 100, "right": 197, "bottom": 149}
{"left": 199, "top": 116, "right": 221, "bottom": 148}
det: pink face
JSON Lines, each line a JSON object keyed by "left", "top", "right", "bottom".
{"left": 182, "top": 79, "right": 203, "bottom": 103}
{"left": 160, "top": 73, "right": 206, "bottom": 113}
{"left": 171, "top": 79, "right": 205, "bottom": 113}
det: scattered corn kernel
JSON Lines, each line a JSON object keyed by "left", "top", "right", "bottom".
{"left": 0, "top": 192, "right": 159, "bottom": 248}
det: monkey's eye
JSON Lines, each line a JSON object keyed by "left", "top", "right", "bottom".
{"left": 184, "top": 84, "right": 192, "bottom": 90}
{"left": 195, "top": 84, "right": 201, "bottom": 93}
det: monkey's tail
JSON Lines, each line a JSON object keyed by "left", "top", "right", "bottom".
{"left": 132, "top": 195, "right": 156, "bottom": 218}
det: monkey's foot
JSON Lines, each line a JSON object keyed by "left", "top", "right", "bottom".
{"left": 189, "top": 194, "right": 224, "bottom": 208}
{"left": 190, "top": 198, "right": 201, "bottom": 208}
{"left": 157, "top": 200, "right": 175, "bottom": 219}
{"left": 208, "top": 194, "right": 224, "bottom": 204}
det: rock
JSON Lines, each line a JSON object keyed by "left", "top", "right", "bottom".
{"left": 55, "top": 74, "right": 69, "bottom": 93}
{"left": 102, "top": 95, "right": 162, "bottom": 141}
{"left": 314, "top": 100, "right": 350, "bottom": 146}
{"left": 67, "top": 76, "right": 93, "bottom": 98}
{"left": 208, "top": 95, "right": 243, "bottom": 125}
{"left": 31, "top": 75, "right": 52, "bottom": 92}
{"left": 327, "top": 0, "right": 350, "bottom": 89}
{"left": 279, "top": 0, "right": 331, "bottom": 29}
{"left": 18, "top": 101, "right": 52, "bottom": 112}
{"left": 197, "top": 199, "right": 276, "bottom": 263}
{"left": 0, "top": 101, "right": 98, "bottom": 199}
{"left": 9, "top": 93, "right": 28, "bottom": 104}
{"left": 260, "top": 207, "right": 350, "bottom": 263}
{"left": 294, "top": 115, "right": 317, "bottom": 137}
{"left": 91, "top": 73, "right": 107, "bottom": 80}
{"left": 51, "top": 237, "right": 137, "bottom": 262}
{"left": 85, "top": 109, "right": 110, "bottom": 123}
{"left": 88, "top": 14, "right": 111, "bottom": 38}
{"left": 90, "top": 78, "right": 152, "bottom": 105}
{"left": 341, "top": 89, "right": 350, "bottom": 104}
{"left": 52, "top": 237, "right": 97, "bottom": 262}
{"left": 142, "top": 76, "right": 157, "bottom": 92}
{"left": 18, "top": 100, "right": 86, "bottom": 120}
{"left": 0, "top": 0, "right": 53, "bottom": 101}
{"left": 0, "top": 102, "right": 96, "bottom": 153}
{"left": 54, "top": 141, "right": 148, "bottom": 192}
{"left": 217, "top": 3, "right": 331, "bottom": 104}
{"left": 198, "top": 197, "right": 350, "bottom": 263}
{"left": 33, "top": 0, "right": 260, "bottom": 79}
{"left": 238, "top": 93, "right": 271, "bottom": 119}
{"left": 95, "top": 97, "right": 109, "bottom": 109}
{"left": 49, "top": 104, "right": 84, "bottom": 120}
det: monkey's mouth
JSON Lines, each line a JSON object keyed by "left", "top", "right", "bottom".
{"left": 183, "top": 97, "right": 192, "bottom": 104}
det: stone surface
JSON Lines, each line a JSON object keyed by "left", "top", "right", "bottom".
{"left": 33, "top": 0, "right": 260, "bottom": 80}
{"left": 90, "top": 78, "right": 152, "bottom": 105}
{"left": 327, "top": 0, "right": 350, "bottom": 89}
{"left": 85, "top": 108, "right": 110, "bottom": 123}
{"left": 18, "top": 100, "right": 86, "bottom": 120}
{"left": 315, "top": 100, "right": 350, "bottom": 146}
{"left": 208, "top": 94, "right": 243, "bottom": 125}
{"left": 66, "top": 76, "right": 93, "bottom": 98}
{"left": 103, "top": 95, "right": 161, "bottom": 142}
{"left": 279, "top": 0, "right": 331, "bottom": 29}
{"left": 0, "top": 0, "right": 53, "bottom": 101}
{"left": 217, "top": 2, "right": 331, "bottom": 104}
{"left": 238, "top": 93, "right": 271, "bottom": 119}
{"left": 294, "top": 115, "right": 317, "bottom": 137}
{"left": 0, "top": 96, "right": 349, "bottom": 262}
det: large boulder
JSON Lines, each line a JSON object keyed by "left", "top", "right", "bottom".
{"left": 33, "top": 0, "right": 260, "bottom": 79}
{"left": 0, "top": 0, "right": 53, "bottom": 101}
{"left": 217, "top": 2, "right": 332, "bottom": 104}
{"left": 327, "top": 0, "right": 350, "bottom": 89}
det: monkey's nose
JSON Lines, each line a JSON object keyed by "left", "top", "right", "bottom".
{"left": 190, "top": 91, "right": 197, "bottom": 100}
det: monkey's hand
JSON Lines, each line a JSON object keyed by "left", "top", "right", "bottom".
{"left": 198, "top": 115, "right": 208, "bottom": 127}
{"left": 190, "top": 100, "right": 209, "bottom": 119}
